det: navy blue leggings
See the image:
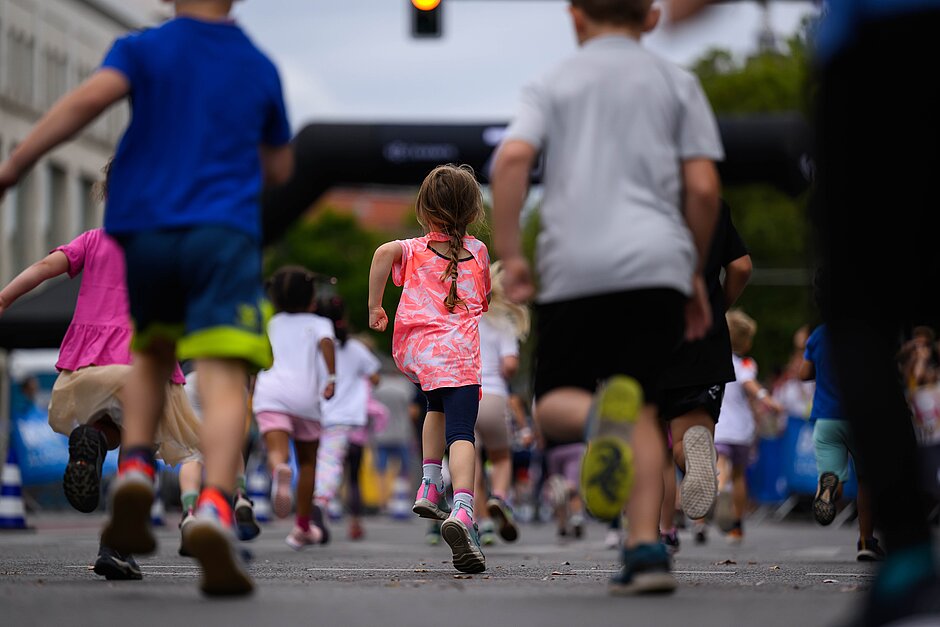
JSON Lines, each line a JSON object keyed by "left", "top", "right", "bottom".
{"left": 425, "top": 385, "right": 480, "bottom": 447}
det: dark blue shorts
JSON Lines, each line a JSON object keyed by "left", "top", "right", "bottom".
{"left": 425, "top": 385, "right": 480, "bottom": 447}
{"left": 115, "top": 227, "right": 272, "bottom": 371}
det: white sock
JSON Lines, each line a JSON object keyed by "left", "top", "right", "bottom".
{"left": 453, "top": 491, "right": 474, "bottom": 515}
{"left": 422, "top": 461, "right": 444, "bottom": 492}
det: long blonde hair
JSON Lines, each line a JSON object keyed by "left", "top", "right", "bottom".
{"left": 415, "top": 164, "right": 486, "bottom": 312}
{"left": 485, "top": 261, "right": 530, "bottom": 340}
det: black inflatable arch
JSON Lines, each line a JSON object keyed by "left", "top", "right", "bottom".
{"left": 261, "top": 113, "right": 811, "bottom": 245}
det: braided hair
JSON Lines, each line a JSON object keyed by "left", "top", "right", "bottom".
{"left": 414, "top": 164, "right": 486, "bottom": 312}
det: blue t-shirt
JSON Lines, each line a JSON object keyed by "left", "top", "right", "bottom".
{"left": 816, "top": 0, "right": 940, "bottom": 62}
{"left": 101, "top": 17, "right": 291, "bottom": 241}
{"left": 804, "top": 324, "right": 843, "bottom": 420}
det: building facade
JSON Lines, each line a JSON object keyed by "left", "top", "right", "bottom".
{"left": 0, "top": 0, "right": 166, "bottom": 285}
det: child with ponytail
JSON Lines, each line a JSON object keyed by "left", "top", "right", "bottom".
{"left": 369, "top": 164, "right": 490, "bottom": 573}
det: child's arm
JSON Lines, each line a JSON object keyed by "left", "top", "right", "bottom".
{"left": 368, "top": 242, "right": 403, "bottom": 332}
{"left": 492, "top": 140, "right": 539, "bottom": 304}
{"left": 0, "top": 251, "right": 71, "bottom": 316}
{"left": 799, "top": 359, "right": 816, "bottom": 382}
{"left": 319, "top": 338, "right": 336, "bottom": 400}
{"left": 743, "top": 379, "right": 783, "bottom": 415}
{"left": 259, "top": 144, "right": 294, "bottom": 187}
{"left": 723, "top": 255, "right": 752, "bottom": 308}
{"left": 0, "top": 70, "right": 129, "bottom": 198}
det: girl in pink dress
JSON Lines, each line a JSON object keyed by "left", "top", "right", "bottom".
{"left": 369, "top": 164, "right": 490, "bottom": 574}
{"left": 0, "top": 227, "right": 199, "bottom": 580}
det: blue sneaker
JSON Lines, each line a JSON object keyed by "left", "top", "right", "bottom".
{"left": 610, "top": 543, "right": 677, "bottom": 595}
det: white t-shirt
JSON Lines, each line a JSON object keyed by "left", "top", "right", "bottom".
{"left": 184, "top": 371, "right": 202, "bottom": 421}
{"left": 321, "top": 338, "right": 381, "bottom": 428}
{"left": 714, "top": 354, "right": 758, "bottom": 446}
{"left": 252, "top": 312, "right": 334, "bottom": 420}
{"left": 504, "top": 35, "right": 724, "bottom": 304}
{"left": 479, "top": 316, "right": 519, "bottom": 397}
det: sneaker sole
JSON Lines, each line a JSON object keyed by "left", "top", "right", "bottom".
{"left": 235, "top": 505, "right": 261, "bottom": 542}
{"left": 580, "top": 376, "right": 641, "bottom": 521}
{"left": 186, "top": 520, "right": 254, "bottom": 596}
{"left": 413, "top": 499, "right": 450, "bottom": 521}
{"left": 609, "top": 572, "right": 677, "bottom": 595}
{"left": 487, "top": 501, "right": 519, "bottom": 543}
{"left": 101, "top": 478, "right": 156, "bottom": 555}
{"left": 272, "top": 466, "right": 293, "bottom": 519}
{"left": 857, "top": 550, "right": 883, "bottom": 562}
{"left": 93, "top": 556, "right": 143, "bottom": 581}
{"left": 63, "top": 426, "right": 105, "bottom": 514}
{"left": 713, "top": 491, "right": 736, "bottom": 533}
{"left": 441, "top": 518, "right": 486, "bottom": 574}
{"left": 680, "top": 426, "right": 718, "bottom": 520}
{"left": 814, "top": 473, "right": 839, "bottom": 526}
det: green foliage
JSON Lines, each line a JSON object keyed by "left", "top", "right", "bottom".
{"left": 263, "top": 210, "right": 399, "bottom": 353}
{"left": 693, "top": 22, "right": 816, "bottom": 377}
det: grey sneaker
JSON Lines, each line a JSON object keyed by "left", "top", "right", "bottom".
{"left": 609, "top": 543, "right": 677, "bottom": 595}
{"left": 93, "top": 544, "right": 142, "bottom": 581}
{"left": 679, "top": 426, "right": 718, "bottom": 520}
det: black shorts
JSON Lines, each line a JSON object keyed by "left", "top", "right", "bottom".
{"left": 533, "top": 289, "right": 686, "bottom": 405}
{"left": 659, "top": 383, "right": 725, "bottom": 423}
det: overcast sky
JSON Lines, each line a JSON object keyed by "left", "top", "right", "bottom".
{"left": 231, "top": 1, "right": 818, "bottom": 129}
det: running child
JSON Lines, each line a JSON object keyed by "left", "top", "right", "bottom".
{"left": 0, "top": 225, "right": 200, "bottom": 579}
{"left": 252, "top": 266, "right": 335, "bottom": 550}
{"left": 474, "top": 261, "right": 529, "bottom": 545}
{"left": 369, "top": 164, "right": 490, "bottom": 574}
{"left": 491, "top": 0, "right": 722, "bottom": 594}
{"left": 0, "top": 0, "right": 295, "bottom": 595}
{"left": 712, "top": 310, "right": 781, "bottom": 544}
{"left": 314, "top": 296, "right": 381, "bottom": 542}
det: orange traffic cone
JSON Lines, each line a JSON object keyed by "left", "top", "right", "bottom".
{"left": 0, "top": 447, "right": 32, "bottom": 530}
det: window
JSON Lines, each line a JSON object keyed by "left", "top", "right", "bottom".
{"left": 48, "top": 163, "right": 69, "bottom": 249}
{"left": 43, "top": 47, "right": 68, "bottom": 109}
{"left": 79, "top": 176, "right": 101, "bottom": 232}
{"left": 7, "top": 26, "right": 35, "bottom": 108}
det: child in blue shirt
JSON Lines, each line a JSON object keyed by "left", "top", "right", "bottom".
{"left": 0, "top": 0, "right": 293, "bottom": 596}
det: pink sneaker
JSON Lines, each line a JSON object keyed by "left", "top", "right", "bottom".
{"left": 271, "top": 464, "right": 293, "bottom": 519}
{"left": 441, "top": 505, "right": 486, "bottom": 574}
{"left": 412, "top": 478, "right": 451, "bottom": 521}
{"left": 285, "top": 525, "right": 323, "bottom": 550}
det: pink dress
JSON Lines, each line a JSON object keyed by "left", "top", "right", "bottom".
{"left": 391, "top": 232, "right": 490, "bottom": 391}
{"left": 55, "top": 229, "right": 185, "bottom": 383}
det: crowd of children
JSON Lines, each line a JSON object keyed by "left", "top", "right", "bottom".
{"left": 0, "top": 2, "right": 930, "bottom": 623}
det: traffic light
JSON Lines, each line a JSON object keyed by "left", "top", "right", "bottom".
{"left": 411, "top": 0, "right": 442, "bottom": 39}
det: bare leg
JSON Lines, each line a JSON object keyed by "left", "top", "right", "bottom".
{"left": 179, "top": 460, "right": 203, "bottom": 496}
{"left": 264, "top": 430, "right": 291, "bottom": 470}
{"left": 487, "top": 448, "right": 512, "bottom": 501}
{"left": 448, "top": 440, "right": 476, "bottom": 494}
{"left": 669, "top": 409, "right": 715, "bottom": 471}
{"left": 423, "top": 411, "right": 446, "bottom": 461}
{"left": 731, "top": 467, "right": 747, "bottom": 521}
{"left": 121, "top": 341, "right": 176, "bottom": 450}
{"left": 294, "top": 440, "right": 318, "bottom": 524}
{"left": 534, "top": 388, "right": 591, "bottom": 444}
{"left": 624, "top": 405, "right": 667, "bottom": 548}
{"left": 196, "top": 358, "right": 248, "bottom": 494}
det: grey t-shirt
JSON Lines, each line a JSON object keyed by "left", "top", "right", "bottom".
{"left": 504, "top": 35, "right": 724, "bottom": 304}
{"left": 371, "top": 374, "right": 416, "bottom": 447}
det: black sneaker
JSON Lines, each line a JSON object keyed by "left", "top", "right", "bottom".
{"left": 93, "top": 544, "right": 142, "bottom": 581}
{"left": 660, "top": 528, "right": 681, "bottom": 555}
{"left": 693, "top": 523, "right": 708, "bottom": 545}
{"left": 64, "top": 425, "right": 107, "bottom": 513}
{"left": 857, "top": 537, "right": 885, "bottom": 562}
{"left": 234, "top": 492, "right": 261, "bottom": 542}
{"left": 814, "top": 472, "right": 840, "bottom": 526}
{"left": 609, "top": 542, "right": 677, "bottom": 595}
{"left": 311, "top": 503, "right": 330, "bottom": 545}
{"left": 486, "top": 496, "right": 519, "bottom": 543}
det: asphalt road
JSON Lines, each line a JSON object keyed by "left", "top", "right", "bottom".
{"left": 0, "top": 508, "right": 891, "bottom": 627}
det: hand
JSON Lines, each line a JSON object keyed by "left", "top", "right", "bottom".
{"left": 0, "top": 160, "right": 21, "bottom": 203}
{"left": 501, "top": 255, "right": 535, "bottom": 304}
{"left": 369, "top": 306, "right": 388, "bottom": 332}
{"left": 323, "top": 382, "right": 335, "bottom": 400}
{"left": 684, "top": 274, "right": 712, "bottom": 341}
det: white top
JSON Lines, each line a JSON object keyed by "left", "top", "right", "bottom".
{"left": 252, "top": 312, "right": 334, "bottom": 421}
{"left": 479, "top": 316, "right": 519, "bottom": 397}
{"left": 715, "top": 354, "right": 758, "bottom": 446}
{"left": 321, "top": 338, "right": 381, "bottom": 428}
{"left": 504, "top": 35, "right": 724, "bottom": 304}
{"left": 184, "top": 370, "right": 202, "bottom": 421}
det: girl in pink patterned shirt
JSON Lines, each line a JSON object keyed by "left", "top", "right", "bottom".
{"left": 369, "top": 164, "right": 490, "bottom": 574}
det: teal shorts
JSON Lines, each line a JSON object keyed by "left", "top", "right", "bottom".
{"left": 812, "top": 418, "right": 856, "bottom": 482}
